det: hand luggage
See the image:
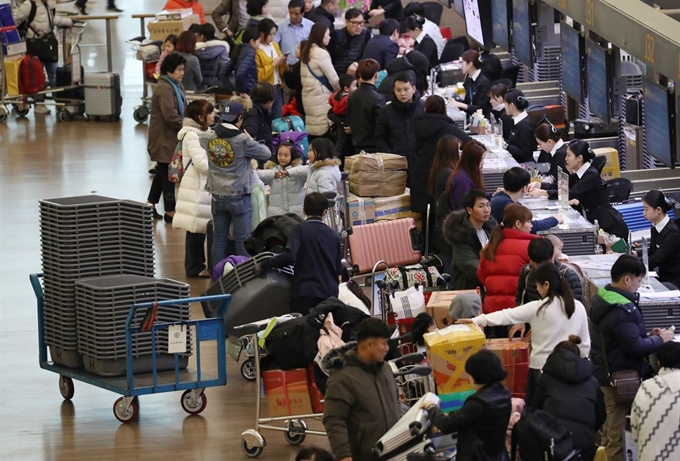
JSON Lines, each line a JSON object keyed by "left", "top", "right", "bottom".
{"left": 19, "top": 55, "right": 46, "bottom": 94}
{"left": 349, "top": 218, "right": 421, "bottom": 274}
{"left": 84, "top": 72, "right": 122, "bottom": 121}
{"left": 55, "top": 64, "right": 85, "bottom": 101}
{"left": 272, "top": 115, "right": 309, "bottom": 159}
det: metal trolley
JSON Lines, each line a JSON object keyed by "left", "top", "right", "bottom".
{"left": 30, "top": 273, "right": 232, "bottom": 423}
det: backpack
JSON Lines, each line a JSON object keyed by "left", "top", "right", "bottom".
{"left": 511, "top": 408, "right": 577, "bottom": 461}
{"left": 17, "top": 0, "right": 37, "bottom": 39}
{"left": 168, "top": 141, "right": 192, "bottom": 183}
{"left": 19, "top": 55, "right": 46, "bottom": 95}
{"left": 266, "top": 315, "right": 320, "bottom": 370}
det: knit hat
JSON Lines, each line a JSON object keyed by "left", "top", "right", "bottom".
{"left": 449, "top": 292, "right": 482, "bottom": 320}
{"left": 465, "top": 349, "right": 508, "bottom": 385}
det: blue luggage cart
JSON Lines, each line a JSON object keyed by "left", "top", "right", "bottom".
{"left": 30, "top": 273, "right": 231, "bottom": 423}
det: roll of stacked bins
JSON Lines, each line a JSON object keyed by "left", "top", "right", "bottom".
{"left": 75, "top": 275, "right": 191, "bottom": 377}
{"left": 39, "top": 195, "right": 156, "bottom": 369}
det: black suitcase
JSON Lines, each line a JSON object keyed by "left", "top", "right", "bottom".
{"left": 55, "top": 64, "right": 84, "bottom": 101}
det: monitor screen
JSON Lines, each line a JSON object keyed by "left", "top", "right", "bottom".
{"left": 586, "top": 39, "right": 611, "bottom": 121}
{"left": 454, "top": 0, "right": 465, "bottom": 17}
{"left": 643, "top": 78, "right": 675, "bottom": 168}
{"left": 492, "top": 0, "right": 511, "bottom": 51}
{"left": 560, "top": 23, "right": 583, "bottom": 102}
{"left": 463, "top": 0, "right": 494, "bottom": 47}
{"left": 512, "top": 0, "right": 533, "bottom": 68}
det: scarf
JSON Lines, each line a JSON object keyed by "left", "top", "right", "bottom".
{"left": 160, "top": 75, "right": 186, "bottom": 116}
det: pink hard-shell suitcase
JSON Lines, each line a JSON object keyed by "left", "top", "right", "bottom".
{"left": 348, "top": 218, "right": 422, "bottom": 274}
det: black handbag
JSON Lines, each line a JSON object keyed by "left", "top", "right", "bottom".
{"left": 26, "top": 4, "right": 59, "bottom": 63}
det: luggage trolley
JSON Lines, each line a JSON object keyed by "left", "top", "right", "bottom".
{"left": 235, "top": 315, "right": 328, "bottom": 458}
{"left": 30, "top": 273, "right": 232, "bottom": 423}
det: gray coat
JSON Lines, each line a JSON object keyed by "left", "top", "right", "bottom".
{"left": 322, "top": 343, "right": 401, "bottom": 461}
{"left": 257, "top": 159, "right": 308, "bottom": 217}
{"left": 148, "top": 78, "right": 185, "bottom": 164}
{"left": 175, "top": 51, "right": 203, "bottom": 91}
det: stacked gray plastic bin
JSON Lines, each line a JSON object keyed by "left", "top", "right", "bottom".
{"left": 39, "top": 195, "right": 155, "bottom": 368}
{"left": 75, "top": 275, "right": 191, "bottom": 377}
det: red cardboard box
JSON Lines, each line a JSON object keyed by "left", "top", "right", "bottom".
{"left": 263, "top": 369, "right": 313, "bottom": 417}
{"left": 305, "top": 365, "right": 325, "bottom": 414}
{"left": 486, "top": 339, "right": 529, "bottom": 398}
{"left": 397, "top": 317, "right": 418, "bottom": 355}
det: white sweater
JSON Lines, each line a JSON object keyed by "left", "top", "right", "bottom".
{"left": 472, "top": 297, "right": 591, "bottom": 370}
{"left": 631, "top": 368, "right": 680, "bottom": 461}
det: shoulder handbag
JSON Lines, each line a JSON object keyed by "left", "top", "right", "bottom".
{"left": 600, "top": 334, "right": 641, "bottom": 404}
{"left": 26, "top": 1, "right": 59, "bottom": 63}
{"left": 306, "top": 62, "right": 333, "bottom": 92}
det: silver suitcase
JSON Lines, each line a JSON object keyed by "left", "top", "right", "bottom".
{"left": 84, "top": 72, "right": 122, "bottom": 121}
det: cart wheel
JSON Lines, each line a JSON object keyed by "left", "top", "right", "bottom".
{"left": 241, "top": 438, "right": 264, "bottom": 458}
{"left": 240, "top": 358, "right": 257, "bottom": 381}
{"left": 14, "top": 105, "right": 30, "bottom": 117}
{"left": 284, "top": 420, "right": 307, "bottom": 446}
{"left": 133, "top": 106, "right": 149, "bottom": 123}
{"left": 0, "top": 105, "right": 8, "bottom": 123}
{"left": 57, "top": 110, "right": 70, "bottom": 123}
{"left": 59, "top": 375, "right": 74, "bottom": 400}
{"left": 180, "top": 389, "right": 208, "bottom": 415}
{"left": 113, "top": 397, "right": 139, "bottom": 423}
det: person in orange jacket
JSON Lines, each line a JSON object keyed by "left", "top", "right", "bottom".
{"left": 163, "top": 0, "right": 206, "bottom": 24}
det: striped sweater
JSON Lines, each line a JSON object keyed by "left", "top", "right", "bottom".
{"left": 631, "top": 368, "right": 680, "bottom": 461}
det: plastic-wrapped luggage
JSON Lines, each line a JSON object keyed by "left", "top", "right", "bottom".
{"left": 201, "top": 253, "right": 294, "bottom": 335}
{"left": 345, "top": 153, "right": 408, "bottom": 197}
{"left": 349, "top": 218, "right": 422, "bottom": 274}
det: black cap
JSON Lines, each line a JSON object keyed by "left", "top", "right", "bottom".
{"left": 465, "top": 349, "right": 508, "bottom": 385}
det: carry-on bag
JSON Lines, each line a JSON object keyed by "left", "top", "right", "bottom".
{"left": 55, "top": 64, "right": 84, "bottom": 100}
{"left": 272, "top": 115, "right": 309, "bottom": 158}
{"left": 19, "top": 55, "right": 46, "bottom": 94}
{"left": 84, "top": 72, "right": 122, "bottom": 121}
{"left": 348, "top": 218, "right": 421, "bottom": 274}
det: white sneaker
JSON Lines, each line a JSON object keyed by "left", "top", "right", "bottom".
{"left": 34, "top": 105, "right": 51, "bottom": 114}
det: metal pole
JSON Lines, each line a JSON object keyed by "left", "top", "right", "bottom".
{"left": 105, "top": 18, "right": 112, "bottom": 72}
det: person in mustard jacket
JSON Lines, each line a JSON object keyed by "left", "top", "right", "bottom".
{"left": 255, "top": 18, "right": 288, "bottom": 120}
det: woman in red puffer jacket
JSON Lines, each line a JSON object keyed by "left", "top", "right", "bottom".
{"left": 477, "top": 203, "right": 542, "bottom": 336}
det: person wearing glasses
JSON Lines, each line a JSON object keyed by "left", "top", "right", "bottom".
{"left": 328, "top": 8, "right": 371, "bottom": 77}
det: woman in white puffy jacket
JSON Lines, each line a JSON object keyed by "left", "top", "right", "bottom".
{"left": 173, "top": 100, "right": 215, "bottom": 278}
{"left": 13, "top": 0, "right": 72, "bottom": 113}
{"left": 258, "top": 143, "right": 308, "bottom": 217}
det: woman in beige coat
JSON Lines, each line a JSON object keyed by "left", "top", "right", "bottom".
{"left": 147, "top": 53, "right": 187, "bottom": 223}
{"left": 300, "top": 23, "right": 339, "bottom": 137}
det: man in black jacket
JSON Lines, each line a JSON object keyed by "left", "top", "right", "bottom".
{"left": 589, "top": 254, "right": 674, "bottom": 461}
{"left": 346, "top": 59, "right": 385, "bottom": 154}
{"left": 255, "top": 193, "right": 343, "bottom": 315}
{"left": 361, "top": 18, "right": 400, "bottom": 69}
{"left": 309, "top": 0, "right": 338, "bottom": 29}
{"left": 328, "top": 8, "right": 371, "bottom": 77}
{"left": 375, "top": 73, "right": 424, "bottom": 170}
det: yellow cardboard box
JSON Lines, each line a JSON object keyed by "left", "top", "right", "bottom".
{"left": 426, "top": 290, "right": 479, "bottom": 328}
{"left": 148, "top": 15, "right": 200, "bottom": 41}
{"left": 593, "top": 147, "right": 621, "bottom": 180}
{"left": 424, "top": 324, "right": 486, "bottom": 393}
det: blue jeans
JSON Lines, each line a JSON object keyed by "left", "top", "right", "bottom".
{"left": 210, "top": 195, "right": 252, "bottom": 267}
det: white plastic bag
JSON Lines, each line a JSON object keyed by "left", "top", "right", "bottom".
{"left": 389, "top": 286, "right": 425, "bottom": 319}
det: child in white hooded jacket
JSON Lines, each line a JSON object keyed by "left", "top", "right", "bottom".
{"left": 173, "top": 100, "right": 214, "bottom": 277}
{"left": 306, "top": 137, "right": 341, "bottom": 195}
{"left": 258, "top": 142, "right": 308, "bottom": 217}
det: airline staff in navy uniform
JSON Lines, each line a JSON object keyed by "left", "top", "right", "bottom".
{"left": 528, "top": 123, "right": 568, "bottom": 200}
{"left": 402, "top": 15, "right": 438, "bottom": 70}
{"left": 502, "top": 89, "right": 536, "bottom": 164}
{"left": 487, "top": 83, "right": 513, "bottom": 139}
{"left": 642, "top": 190, "right": 680, "bottom": 289}
{"left": 450, "top": 49, "right": 491, "bottom": 117}
{"left": 564, "top": 140, "right": 629, "bottom": 240}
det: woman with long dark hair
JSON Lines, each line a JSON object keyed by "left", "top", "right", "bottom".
{"left": 463, "top": 261, "right": 590, "bottom": 404}
{"left": 528, "top": 123, "right": 567, "bottom": 199}
{"left": 446, "top": 140, "right": 486, "bottom": 211}
{"left": 642, "top": 190, "right": 680, "bottom": 288}
{"left": 429, "top": 135, "right": 461, "bottom": 263}
{"left": 503, "top": 89, "right": 536, "bottom": 163}
{"left": 300, "top": 23, "right": 339, "bottom": 137}
{"left": 565, "top": 139, "right": 629, "bottom": 239}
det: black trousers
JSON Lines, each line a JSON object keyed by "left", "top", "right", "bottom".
{"left": 76, "top": 0, "right": 117, "bottom": 7}
{"left": 185, "top": 231, "right": 207, "bottom": 276}
{"left": 290, "top": 296, "right": 326, "bottom": 316}
{"left": 147, "top": 162, "right": 175, "bottom": 212}
{"left": 525, "top": 367, "right": 542, "bottom": 407}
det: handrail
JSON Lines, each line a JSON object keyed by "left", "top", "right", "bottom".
{"left": 60, "top": 14, "right": 119, "bottom": 72}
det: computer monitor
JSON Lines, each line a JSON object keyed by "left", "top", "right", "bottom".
{"left": 463, "top": 0, "right": 495, "bottom": 47}
{"left": 560, "top": 22, "right": 584, "bottom": 103}
{"left": 453, "top": 0, "right": 465, "bottom": 17}
{"left": 585, "top": 39, "right": 612, "bottom": 121}
{"left": 512, "top": 0, "right": 533, "bottom": 68}
{"left": 492, "top": 0, "right": 511, "bottom": 52}
{"left": 643, "top": 78, "right": 676, "bottom": 168}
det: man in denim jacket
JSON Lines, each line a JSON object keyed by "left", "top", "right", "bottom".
{"left": 201, "top": 99, "right": 272, "bottom": 264}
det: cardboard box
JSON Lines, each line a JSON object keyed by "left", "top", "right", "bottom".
{"left": 374, "top": 190, "right": 411, "bottom": 221}
{"left": 305, "top": 365, "right": 324, "bottom": 413}
{"left": 263, "top": 369, "right": 313, "bottom": 417}
{"left": 344, "top": 193, "right": 376, "bottom": 225}
{"left": 439, "top": 389, "right": 475, "bottom": 413}
{"left": 424, "top": 324, "right": 486, "bottom": 393}
{"left": 155, "top": 8, "right": 194, "bottom": 21}
{"left": 426, "top": 290, "right": 479, "bottom": 329}
{"left": 593, "top": 147, "right": 621, "bottom": 180}
{"left": 485, "top": 339, "right": 529, "bottom": 398}
{"left": 148, "top": 15, "right": 200, "bottom": 41}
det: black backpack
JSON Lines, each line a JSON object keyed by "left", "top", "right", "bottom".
{"left": 511, "top": 408, "right": 577, "bottom": 461}
{"left": 17, "top": 1, "right": 38, "bottom": 39}
{"left": 266, "top": 315, "right": 320, "bottom": 370}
